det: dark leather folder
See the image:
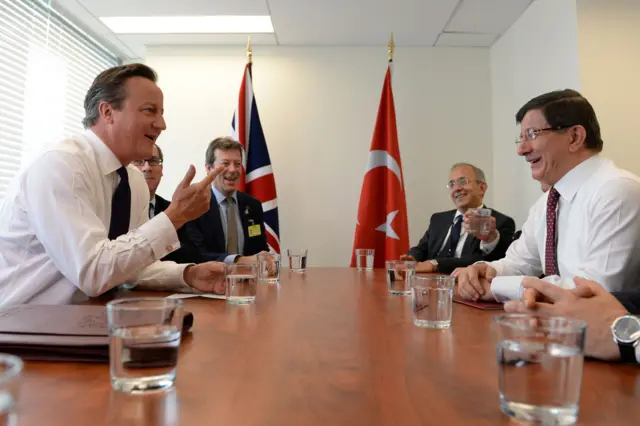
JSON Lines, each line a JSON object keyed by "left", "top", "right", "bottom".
{"left": 452, "top": 295, "right": 503, "bottom": 310}
{"left": 0, "top": 305, "right": 193, "bottom": 363}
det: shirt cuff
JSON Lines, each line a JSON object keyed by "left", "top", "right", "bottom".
{"left": 480, "top": 232, "right": 500, "bottom": 254}
{"left": 137, "top": 212, "right": 181, "bottom": 259}
{"left": 636, "top": 345, "right": 640, "bottom": 364}
{"left": 490, "top": 276, "right": 525, "bottom": 303}
{"left": 224, "top": 254, "right": 240, "bottom": 264}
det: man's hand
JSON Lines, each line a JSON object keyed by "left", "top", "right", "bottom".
{"left": 184, "top": 262, "right": 225, "bottom": 295}
{"left": 456, "top": 263, "right": 497, "bottom": 301}
{"left": 165, "top": 165, "right": 225, "bottom": 230}
{"left": 415, "top": 261, "right": 435, "bottom": 273}
{"left": 463, "top": 210, "right": 498, "bottom": 242}
{"left": 400, "top": 254, "right": 415, "bottom": 262}
{"left": 504, "top": 277, "right": 628, "bottom": 360}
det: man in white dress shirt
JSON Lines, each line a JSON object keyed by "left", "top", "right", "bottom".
{"left": 0, "top": 63, "right": 226, "bottom": 305}
{"left": 456, "top": 89, "right": 640, "bottom": 302}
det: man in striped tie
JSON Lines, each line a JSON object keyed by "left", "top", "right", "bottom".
{"left": 184, "top": 137, "right": 269, "bottom": 265}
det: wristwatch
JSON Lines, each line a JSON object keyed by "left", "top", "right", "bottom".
{"left": 429, "top": 259, "right": 438, "bottom": 272}
{"left": 611, "top": 315, "right": 640, "bottom": 363}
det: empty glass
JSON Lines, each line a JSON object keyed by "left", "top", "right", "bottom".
{"left": 107, "top": 298, "right": 184, "bottom": 393}
{"left": 225, "top": 263, "right": 258, "bottom": 304}
{"left": 386, "top": 260, "right": 415, "bottom": 295}
{"left": 355, "top": 249, "right": 375, "bottom": 271}
{"left": 287, "top": 249, "right": 308, "bottom": 272}
{"left": 0, "top": 354, "right": 22, "bottom": 426}
{"left": 493, "top": 314, "right": 586, "bottom": 426}
{"left": 258, "top": 253, "right": 280, "bottom": 283}
{"left": 410, "top": 275, "right": 455, "bottom": 328}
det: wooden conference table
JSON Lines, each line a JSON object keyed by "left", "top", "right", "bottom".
{"left": 15, "top": 268, "right": 640, "bottom": 425}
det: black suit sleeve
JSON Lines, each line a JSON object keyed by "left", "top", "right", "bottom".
{"left": 407, "top": 215, "right": 435, "bottom": 262}
{"left": 183, "top": 220, "right": 229, "bottom": 263}
{"left": 434, "top": 214, "right": 516, "bottom": 274}
{"left": 612, "top": 293, "right": 640, "bottom": 315}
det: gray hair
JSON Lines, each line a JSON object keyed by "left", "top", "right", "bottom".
{"left": 82, "top": 63, "right": 158, "bottom": 128}
{"left": 450, "top": 163, "right": 486, "bottom": 183}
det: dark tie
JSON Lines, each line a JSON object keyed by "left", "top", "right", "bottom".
{"left": 148, "top": 202, "right": 153, "bottom": 219}
{"left": 545, "top": 187, "right": 560, "bottom": 275}
{"left": 447, "top": 215, "right": 462, "bottom": 257}
{"left": 108, "top": 167, "right": 131, "bottom": 240}
{"left": 226, "top": 197, "right": 239, "bottom": 253}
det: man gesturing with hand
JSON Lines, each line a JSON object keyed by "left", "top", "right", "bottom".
{"left": 0, "top": 63, "right": 227, "bottom": 305}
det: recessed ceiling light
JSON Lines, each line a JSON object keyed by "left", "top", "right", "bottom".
{"left": 99, "top": 15, "right": 274, "bottom": 34}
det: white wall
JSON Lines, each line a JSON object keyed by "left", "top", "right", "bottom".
{"left": 577, "top": 0, "right": 640, "bottom": 178}
{"left": 146, "top": 45, "right": 492, "bottom": 266}
{"left": 490, "top": 0, "right": 581, "bottom": 227}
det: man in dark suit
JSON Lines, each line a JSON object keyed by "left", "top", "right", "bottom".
{"left": 133, "top": 144, "right": 200, "bottom": 264}
{"left": 184, "top": 137, "right": 268, "bottom": 264}
{"left": 402, "top": 163, "right": 515, "bottom": 274}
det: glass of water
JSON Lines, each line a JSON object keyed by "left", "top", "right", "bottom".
{"left": 258, "top": 253, "right": 280, "bottom": 283}
{"left": 410, "top": 275, "right": 455, "bottom": 328}
{"left": 355, "top": 249, "right": 375, "bottom": 271}
{"left": 493, "top": 314, "right": 586, "bottom": 426}
{"left": 386, "top": 260, "right": 415, "bottom": 295}
{"left": 0, "top": 354, "right": 22, "bottom": 426}
{"left": 287, "top": 249, "right": 308, "bottom": 272}
{"left": 468, "top": 208, "right": 492, "bottom": 237}
{"left": 107, "top": 298, "right": 184, "bottom": 394}
{"left": 225, "top": 263, "right": 258, "bottom": 304}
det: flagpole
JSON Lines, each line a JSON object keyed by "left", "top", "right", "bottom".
{"left": 388, "top": 32, "right": 395, "bottom": 62}
{"left": 246, "top": 36, "right": 253, "bottom": 65}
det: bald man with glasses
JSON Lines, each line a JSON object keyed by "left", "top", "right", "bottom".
{"left": 401, "top": 162, "right": 515, "bottom": 274}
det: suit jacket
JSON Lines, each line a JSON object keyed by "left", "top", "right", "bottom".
{"left": 612, "top": 293, "right": 640, "bottom": 315}
{"left": 153, "top": 195, "right": 203, "bottom": 264}
{"left": 407, "top": 207, "right": 515, "bottom": 274}
{"left": 184, "top": 190, "right": 268, "bottom": 262}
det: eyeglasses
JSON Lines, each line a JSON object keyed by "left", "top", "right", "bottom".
{"left": 446, "top": 177, "right": 482, "bottom": 189}
{"left": 515, "top": 126, "right": 572, "bottom": 144}
{"left": 132, "top": 157, "right": 163, "bottom": 167}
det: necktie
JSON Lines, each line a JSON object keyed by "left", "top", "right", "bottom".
{"left": 108, "top": 167, "right": 131, "bottom": 240}
{"left": 148, "top": 202, "right": 153, "bottom": 219}
{"left": 545, "top": 187, "right": 560, "bottom": 276}
{"left": 226, "top": 197, "right": 239, "bottom": 254}
{"left": 447, "top": 215, "right": 462, "bottom": 257}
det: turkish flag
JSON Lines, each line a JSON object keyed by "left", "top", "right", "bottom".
{"left": 351, "top": 62, "right": 409, "bottom": 268}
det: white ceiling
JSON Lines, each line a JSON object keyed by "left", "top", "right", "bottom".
{"left": 52, "top": 0, "right": 534, "bottom": 59}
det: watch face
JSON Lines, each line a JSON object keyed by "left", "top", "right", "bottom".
{"left": 613, "top": 316, "right": 640, "bottom": 343}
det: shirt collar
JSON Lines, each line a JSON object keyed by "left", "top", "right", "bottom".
{"left": 150, "top": 196, "right": 156, "bottom": 208}
{"left": 211, "top": 185, "right": 238, "bottom": 205}
{"left": 84, "top": 129, "right": 123, "bottom": 176}
{"left": 553, "top": 155, "right": 603, "bottom": 203}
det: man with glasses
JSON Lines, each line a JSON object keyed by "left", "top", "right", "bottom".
{"left": 132, "top": 144, "right": 166, "bottom": 219}
{"left": 133, "top": 144, "right": 200, "bottom": 264}
{"left": 401, "top": 163, "right": 515, "bottom": 273}
{"left": 456, "top": 89, "right": 640, "bottom": 303}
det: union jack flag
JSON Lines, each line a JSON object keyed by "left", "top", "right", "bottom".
{"left": 231, "top": 62, "right": 281, "bottom": 254}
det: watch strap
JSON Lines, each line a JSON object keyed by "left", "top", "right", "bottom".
{"left": 618, "top": 342, "right": 638, "bottom": 364}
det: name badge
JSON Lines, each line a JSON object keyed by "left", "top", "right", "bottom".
{"left": 248, "top": 224, "right": 262, "bottom": 237}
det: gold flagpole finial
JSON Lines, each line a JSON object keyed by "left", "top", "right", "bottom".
{"left": 246, "top": 36, "right": 253, "bottom": 64}
{"left": 388, "top": 32, "right": 395, "bottom": 61}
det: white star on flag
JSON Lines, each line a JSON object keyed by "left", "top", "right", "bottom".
{"left": 375, "top": 210, "right": 400, "bottom": 240}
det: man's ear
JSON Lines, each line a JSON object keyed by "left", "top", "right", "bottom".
{"left": 98, "top": 101, "right": 115, "bottom": 124}
{"left": 568, "top": 125, "right": 587, "bottom": 153}
{"left": 479, "top": 181, "right": 488, "bottom": 195}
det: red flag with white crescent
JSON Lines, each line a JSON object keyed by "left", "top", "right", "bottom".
{"left": 351, "top": 62, "right": 409, "bottom": 268}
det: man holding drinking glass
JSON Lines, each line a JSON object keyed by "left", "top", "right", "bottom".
{"left": 401, "top": 163, "right": 515, "bottom": 274}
